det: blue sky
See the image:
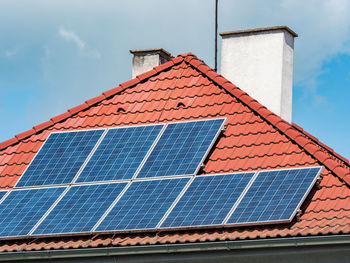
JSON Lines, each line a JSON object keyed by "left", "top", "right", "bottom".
{"left": 0, "top": 0, "right": 349, "bottom": 159}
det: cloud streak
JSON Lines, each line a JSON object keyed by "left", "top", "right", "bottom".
{"left": 58, "top": 26, "right": 86, "bottom": 50}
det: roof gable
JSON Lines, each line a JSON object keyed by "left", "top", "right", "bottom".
{"left": 0, "top": 53, "right": 349, "bottom": 251}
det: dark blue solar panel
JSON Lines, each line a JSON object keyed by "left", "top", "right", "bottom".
{"left": 77, "top": 125, "right": 164, "bottom": 182}
{"left": 0, "top": 187, "right": 65, "bottom": 237}
{"left": 227, "top": 167, "right": 321, "bottom": 225}
{"left": 33, "top": 182, "right": 127, "bottom": 235}
{"left": 161, "top": 172, "right": 255, "bottom": 228}
{"left": 136, "top": 119, "right": 225, "bottom": 178}
{"left": 96, "top": 178, "right": 190, "bottom": 231}
{"left": 16, "top": 130, "right": 104, "bottom": 187}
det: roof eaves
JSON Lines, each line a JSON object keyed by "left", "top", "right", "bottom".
{"left": 0, "top": 234, "right": 349, "bottom": 260}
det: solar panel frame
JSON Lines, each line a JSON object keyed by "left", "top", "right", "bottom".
{"left": 135, "top": 118, "right": 226, "bottom": 179}
{"left": 223, "top": 166, "right": 323, "bottom": 227}
{"left": 14, "top": 128, "right": 106, "bottom": 188}
{"left": 0, "top": 191, "right": 9, "bottom": 204}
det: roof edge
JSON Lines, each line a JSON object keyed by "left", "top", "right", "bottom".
{"left": 292, "top": 123, "right": 350, "bottom": 165}
{"left": 0, "top": 234, "right": 349, "bottom": 261}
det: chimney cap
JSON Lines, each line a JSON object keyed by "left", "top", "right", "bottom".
{"left": 219, "top": 26, "right": 298, "bottom": 38}
{"left": 129, "top": 48, "right": 172, "bottom": 60}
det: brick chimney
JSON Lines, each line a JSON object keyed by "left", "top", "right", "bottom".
{"left": 220, "top": 26, "right": 298, "bottom": 123}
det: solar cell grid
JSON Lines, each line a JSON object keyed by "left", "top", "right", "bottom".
{"left": 0, "top": 187, "right": 65, "bottom": 237}
{"left": 96, "top": 178, "right": 190, "bottom": 231}
{"left": 77, "top": 124, "right": 164, "bottom": 182}
{"left": 161, "top": 172, "right": 255, "bottom": 228}
{"left": 16, "top": 130, "right": 104, "bottom": 187}
{"left": 33, "top": 182, "right": 127, "bottom": 235}
{"left": 227, "top": 167, "right": 321, "bottom": 225}
{"left": 136, "top": 119, "right": 225, "bottom": 178}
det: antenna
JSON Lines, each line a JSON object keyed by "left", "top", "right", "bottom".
{"left": 214, "top": 0, "right": 218, "bottom": 72}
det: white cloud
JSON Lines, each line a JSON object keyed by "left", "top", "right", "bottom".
{"left": 57, "top": 26, "right": 101, "bottom": 59}
{"left": 58, "top": 26, "right": 86, "bottom": 50}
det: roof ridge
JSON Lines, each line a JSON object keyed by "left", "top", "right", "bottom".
{"left": 0, "top": 56, "right": 185, "bottom": 151}
{"left": 180, "top": 54, "right": 350, "bottom": 187}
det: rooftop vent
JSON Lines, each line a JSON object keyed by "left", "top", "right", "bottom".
{"left": 130, "top": 48, "right": 172, "bottom": 79}
{"left": 220, "top": 26, "right": 298, "bottom": 123}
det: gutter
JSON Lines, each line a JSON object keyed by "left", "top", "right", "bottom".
{"left": 1, "top": 234, "right": 350, "bottom": 261}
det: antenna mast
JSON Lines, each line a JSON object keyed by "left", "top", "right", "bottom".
{"left": 214, "top": 0, "right": 218, "bottom": 72}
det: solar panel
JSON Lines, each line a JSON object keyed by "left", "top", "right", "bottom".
{"left": 136, "top": 119, "right": 225, "bottom": 178}
{"left": 16, "top": 130, "right": 104, "bottom": 187}
{"left": 0, "top": 187, "right": 65, "bottom": 237}
{"left": 160, "top": 172, "right": 255, "bottom": 228}
{"left": 226, "top": 167, "right": 322, "bottom": 225}
{"left": 33, "top": 182, "right": 128, "bottom": 235}
{"left": 76, "top": 124, "right": 164, "bottom": 182}
{"left": 96, "top": 178, "right": 190, "bottom": 231}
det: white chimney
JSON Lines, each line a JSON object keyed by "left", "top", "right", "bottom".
{"left": 220, "top": 26, "right": 298, "bottom": 123}
{"left": 130, "top": 48, "right": 172, "bottom": 79}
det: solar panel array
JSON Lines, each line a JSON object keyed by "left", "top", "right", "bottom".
{"left": 0, "top": 118, "right": 323, "bottom": 238}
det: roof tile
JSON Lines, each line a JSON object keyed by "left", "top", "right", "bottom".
{"left": 32, "top": 120, "right": 54, "bottom": 133}
{"left": 85, "top": 95, "right": 106, "bottom": 107}
{"left": 154, "top": 60, "right": 175, "bottom": 73}
{"left": 0, "top": 138, "right": 19, "bottom": 151}
{"left": 102, "top": 86, "right": 124, "bottom": 98}
{"left": 136, "top": 69, "right": 158, "bottom": 82}
{"left": 119, "top": 78, "right": 139, "bottom": 89}
{"left": 15, "top": 129, "right": 36, "bottom": 141}
{"left": 68, "top": 103, "right": 89, "bottom": 115}
{"left": 50, "top": 112, "right": 72, "bottom": 123}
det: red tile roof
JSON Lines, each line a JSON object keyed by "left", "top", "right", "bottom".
{"left": 0, "top": 53, "right": 349, "bottom": 252}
